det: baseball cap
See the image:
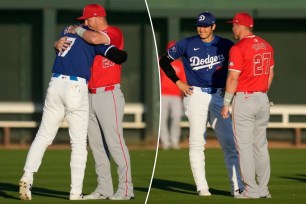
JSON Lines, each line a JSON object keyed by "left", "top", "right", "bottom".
{"left": 166, "top": 41, "right": 176, "bottom": 50}
{"left": 195, "top": 12, "right": 216, "bottom": 27}
{"left": 77, "top": 4, "right": 106, "bottom": 20}
{"left": 227, "top": 12, "right": 254, "bottom": 28}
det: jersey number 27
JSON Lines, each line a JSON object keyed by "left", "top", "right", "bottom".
{"left": 253, "top": 52, "right": 271, "bottom": 76}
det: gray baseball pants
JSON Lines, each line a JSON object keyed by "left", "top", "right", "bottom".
{"left": 232, "top": 92, "right": 271, "bottom": 198}
{"left": 160, "top": 95, "right": 183, "bottom": 149}
{"left": 87, "top": 84, "right": 134, "bottom": 198}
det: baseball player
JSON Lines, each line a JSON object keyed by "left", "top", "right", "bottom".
{"left": 67, "top": 4, "right": 134, "bottom": 200}
{"left": 18, "top": 25, "right": 127, "bottom": 201}
{"left": 159, "top": 12, "right": 244, "bottom": 197}
{"left": 160, "top": 41, "right": 186, "bottom": 150}
{"left": 221, "top": 12, "right": 274, "bottom": 199}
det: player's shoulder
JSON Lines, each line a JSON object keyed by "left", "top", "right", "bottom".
{"left": 214, "top": 36, "right": 234, "bottom": 50}
{"left": 105, "top": 26, "right": 123, "bottom": 34}
{"left": 182, "top": 35, "right": 200, "bottom": 43}
{"left": 177, "top": 35, "right": 200, "bottom": 48}
{"left": 256, "top": 36, "right": 273, "bottom": 49}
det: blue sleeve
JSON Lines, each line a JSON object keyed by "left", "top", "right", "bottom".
{"left": 168, "top": 39, "right": 187, "bottom": 60}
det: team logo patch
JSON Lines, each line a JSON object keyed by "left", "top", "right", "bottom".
{"left": 199, "top": 15, "right": 206, "bottom": 21}
{"left": 170, "top": 45, "right": 177, "bottom": 52}
{"left": 229, "top": 62, "right": 234, "bottom": 66}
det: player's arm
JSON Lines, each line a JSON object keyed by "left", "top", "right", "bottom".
{"left": 54, "top": 37, "right": 71, "bottom": 53}
{"left": 221, "top": 70, "right": 240, "bottom": 118}
{"left": 96, "top": 44, "right": 128, "bottom": 64}
{"left": 159, "top": 53, "right": 193, "bottom": 95}
{"left": 68, "top": 25, "right": 109, "bottom": 45}
{"left": 268, "top": 67, "right": 274, "bottom": 89}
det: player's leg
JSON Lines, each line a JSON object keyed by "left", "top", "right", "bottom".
{"left": 184, "top": 88, "right": 211, "bottom": 194}
{"left": 160, "top": 95, "right": 171, "bottom": 149}
{"left": 86, "top": 93, "right": 113, "bottom": 198}
{"left": 20, "top": 79, "right": 65, "bottom": 200}
{"left": 254, "top": 93, "right": 271, "bottom": 197}
{"left": 232, "top": 93, "right": 260, "bottom": 198}
{"left": 169, "top": 96, "right": 183, "bottom": 149}
{"left": 95, "top": 88, "right": 134, "bottom": 199}
{"left": 208, "top": 91, "right": 244, "bottom": 194}
{"left": 65, "top": 81, "right": 89, "bottom": 197}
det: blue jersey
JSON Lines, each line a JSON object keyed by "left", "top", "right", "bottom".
{"left": 52, "top": 26, "right": 113, "bottom": 81}
{"left": 168, "top": 35, "right": 234, "bottom": 88}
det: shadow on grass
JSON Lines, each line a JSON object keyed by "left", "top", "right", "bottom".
{"left": 280, "top": 174, "right": 306, "bottom": 183}
{"left": 134, "top": 186, "right": 149, "bottom": 192}
{"left": 0, "top": 182, "right": 68, "bottom": 200}
{"left": 152, "top": 178, "right": 230, "bottom": 196}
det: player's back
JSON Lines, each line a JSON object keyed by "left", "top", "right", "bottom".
{"left": 230, "top": 35, "right": 274, "bottom": 92}
{"left": 53, "top": 26, "right": 96, "bottom": 81}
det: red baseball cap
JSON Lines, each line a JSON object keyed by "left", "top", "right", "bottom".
{"left": 77, "top": 4, "right": 106, "bottom": 20}
{"left": 227, "top": 12, "right": 254, "bottom": 28}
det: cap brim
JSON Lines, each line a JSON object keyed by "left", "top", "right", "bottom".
{"left": 76, "top": 15, "right": 90, "bottom": 20}
{"left": 195, "top": 23, "right": 213, "bottom": 27}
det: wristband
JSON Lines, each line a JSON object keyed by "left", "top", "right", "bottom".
{"left": 75, "top": 27, "right": 86, "bottom": 37}
{"left": 223, "top": 92, "right": 234, "bottom": 106}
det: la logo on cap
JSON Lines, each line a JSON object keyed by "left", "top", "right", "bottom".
{"left": 199, "top": 15, "right": 205, "bottom": 21}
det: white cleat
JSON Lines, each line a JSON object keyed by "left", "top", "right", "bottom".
{"left": 198, "top": 189, "right": 211, "bottom": 196}
{"left": 108, "top": 192, "right": 134, "bottom": 200}
{"left": 261, "top": 193, "right": 272, "bottom": 199}
{"left": 83, "top": 191, "right": 108, "bottom": 200}
{"left": 69, "top": 193, "right": 85, "bottom": 200}
{"left": 19, "top": 177, "right": 32, "bottom": 200}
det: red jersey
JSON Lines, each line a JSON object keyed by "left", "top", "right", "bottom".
{"left": 228, "top": 35, "right": 274, "bottom": 92}
{"left": 88, "top": 26, "right": 124, "bottom": 89}
{"left": 160, "top": 59, "right": 186, "bottom": 96}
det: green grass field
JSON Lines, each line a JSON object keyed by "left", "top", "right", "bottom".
{"left": 0, "top": 148, "right": 156, "bottom": 204}
{"left": 1, "top": 148, "right": 306, "bottom": 204}
{"left": 149, "top": 148, "right": 306, "bottom": 204}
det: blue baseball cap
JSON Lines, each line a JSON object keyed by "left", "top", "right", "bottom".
{"left": 195, "top": 12, "right": 216, "bottom": 27}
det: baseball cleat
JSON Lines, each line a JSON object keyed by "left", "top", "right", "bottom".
{"left": 198, "top": 189, "right": 211, "bottom": 196}
{"left": 233, "top": 188, "right": 244, "bottom": 197}
{"left": 19, "top": 177, "right": 32, "bottom": 200}
{"left": 83, "top": 191, "right": 108, "bottom": 200}
{"left": 69, "top": 193, "right": 85, "bottom": 200}
{"left": 261, "top": 193, "right": 272, "bottom": 199}
{"left": 108, "top": 192, "right": 134, "bottom": 200}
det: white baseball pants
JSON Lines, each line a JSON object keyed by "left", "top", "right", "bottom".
{"left": 22, "top": 75, "right": 89, "bottom": 195}
{"left": 184, "top": 87, "right": 243, "bottom": 193}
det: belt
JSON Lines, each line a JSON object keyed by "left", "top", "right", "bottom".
{"left": 241, "top": 91, "right": 267, "bottom": 94}
{"left": 89, "top": 84, "right": 120, "bottom": 94}
{"left": 52, "top": 73, "right": 87, "bottom": 84}
{"left": 192, "top": 86, "right": 218, "bottom": 94}
{"left": 200, "top": 87, "right": 218, "bottom": 94}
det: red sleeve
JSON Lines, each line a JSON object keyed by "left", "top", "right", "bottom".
{"left": 103, "top": 26, "right": 124, "bottom": 49}
{"left": 229, "top": 45, "right": 243, "bottom": 72}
